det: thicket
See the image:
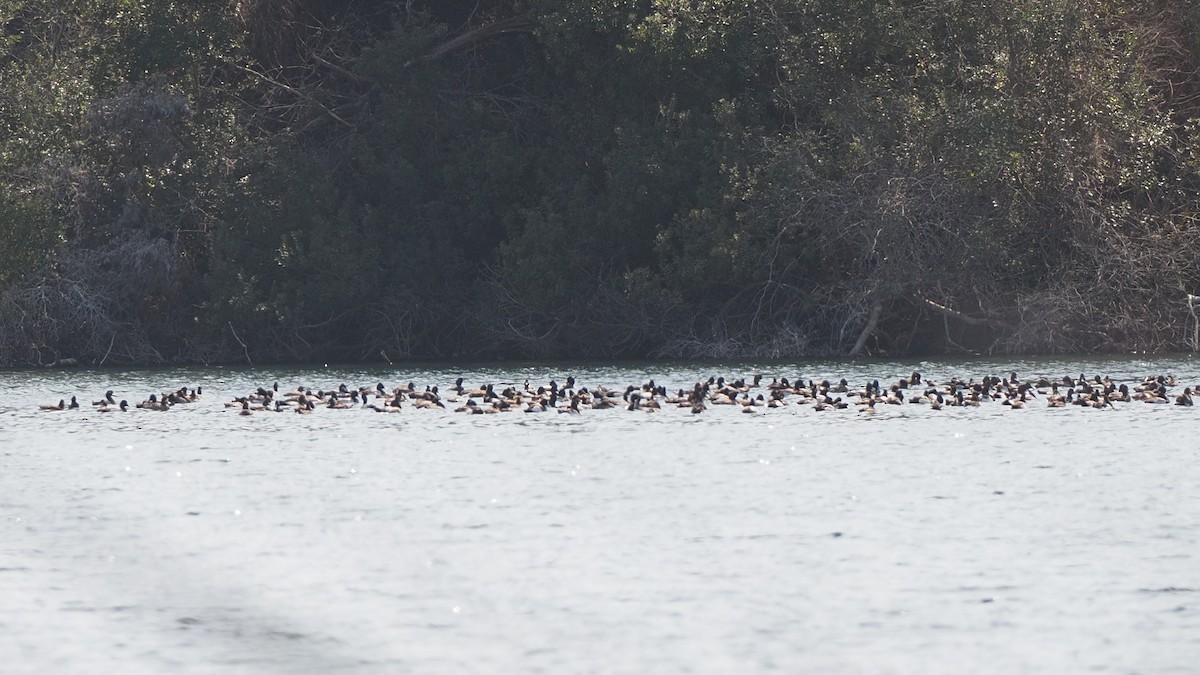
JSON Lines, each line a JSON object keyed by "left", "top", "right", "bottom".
{"left": 3, "top": 0, "right": 1200, "bottom": 365}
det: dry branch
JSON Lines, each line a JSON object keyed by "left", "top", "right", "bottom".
{"left": 406, "top": 16, "right": 534, "bottom": 67}
{"left": 848, "top": 303, "right": 883, "bottom": 356}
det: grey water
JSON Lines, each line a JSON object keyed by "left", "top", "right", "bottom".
{"left": 2, "top": 357, "right": 1199, "bottom": 674}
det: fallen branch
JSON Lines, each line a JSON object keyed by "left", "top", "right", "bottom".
{"left": 229, "top": 61, "right": 355, "bottom": 129}
{"left": 228, "top": 321, "right": 253, "bottom": 367}
{"left": 848, "top": 302, "right": 882, "bottom": 356}
{"left": 406, "top": 16, "right": 534, "bottom": 66}
{"left": 918, "top": 296, "right": 1010, "bottom": 329}
{"left": 99, "top": 333, "right": 115, "bottom": 366}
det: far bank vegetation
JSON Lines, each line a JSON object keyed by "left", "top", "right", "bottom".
{"left": 3, "top": 0, "right": 1200, "bottom": 365}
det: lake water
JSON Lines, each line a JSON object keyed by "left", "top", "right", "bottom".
{"left": 2, "top": 357, "right": 1199, "bottom": 673}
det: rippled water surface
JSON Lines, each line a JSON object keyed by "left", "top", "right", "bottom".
{"left": 3, "top": 357, "right": 1200, "bottom": 673}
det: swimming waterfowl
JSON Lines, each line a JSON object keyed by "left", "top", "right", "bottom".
{"left": 813, "top": 396, "right": 833, "bottom": 411}
{"left": 710, "top": 387, "right": 739, "bottom": 405}
{"left": 626, "top": 392, "right": 643, "bottom": 411}
{"left": 559, "top": 396, "right": 581, "bottom": 414}
{"left": 137, "top": 394, "right": 170, "bottom": 411}
{"left": 98, "top": 400, "right": 129, "bottom": 412}
{"left": 1005, "top": 394, "right": 1026, "bottom": 409}
{"left": 50, "top": 369, "right": 1199, "bottom": 426}
{"left": 592, "top": 395, "right": 617, "bottom": 410}
{"left": 366, "top": 394, "right": 402, "bottom": 412}
{"left": 1140, "top": 384, "right": 1169, "bottom": 403}
{"left": 39, "top": 399, "right": 65, "bottom": 411}
{"left": 412, "top": 396, "right": 445, "bottom": 410}
{"left": 1047, "top": 388, "right": 1072, "bottom": 407}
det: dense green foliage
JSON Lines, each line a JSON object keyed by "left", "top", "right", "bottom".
{"left": 3, "top": 0, "right": 1200, "bottom": 364}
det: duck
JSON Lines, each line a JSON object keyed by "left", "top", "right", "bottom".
{"left": 455, "top": 400, "right": 483, "bottom": 414}
{"left": 39, "top": 399, "right": 66, "bottom": 411}
{"left": 558, "top": 396, "right": 581, "bottom": 414}
{"left": 137, "top": 394, "right": 170, "bottom": 411}
{"left": 1047, "top": 388, "right": 1072, "bottom": 407}
{"left": 465, "top": 383, "right": 491, "bottom": 398}
{"left": 591, "top": 394, "right": 617, "bottom": 410}
{"left": 98, "top": 400, "right": 129, "bottom": 412}
{"left": 93, "top": 390, "right": 116, "bottom": 406}
{"left": 1175, "top": 387, "right": 1194, "bottom": 406}
{"left": 1140, "top": 384, "right": 1169, "bottom": 403}
{"left": 626, "top": 392, "right": 644, "bottom": 411}
{"left": 738, "top": 394, "right": 763, "bottom": 410}
{"left": 412, "top": 396, "right": 445, "bottom": 410}
{"left": 368, "top": 398, "right": 402, "bottom": 413}
{"left": 640, "top": 393, "right": 662, "bottom": 411}
{"left": 767, "top": 377, "right": 790, "bottom": 391}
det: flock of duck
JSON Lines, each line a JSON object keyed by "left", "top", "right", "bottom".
{"left": 38, "top": 387, "right": 200, "bottom": 412}
{"left": 34, "top": 370, "right": 1200, "bottom": 416}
